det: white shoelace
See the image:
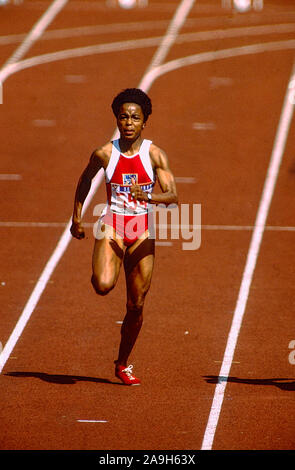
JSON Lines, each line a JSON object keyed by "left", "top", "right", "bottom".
{"left": 123, "top": 365, "right": 134, "bottom": 377}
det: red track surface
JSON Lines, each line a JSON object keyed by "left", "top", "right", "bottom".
{"left": 1, "top": 0, "right": 295, "bottom": 452}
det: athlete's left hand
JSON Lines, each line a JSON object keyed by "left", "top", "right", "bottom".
{"left": 130, "top": 177, "right": 148, "bottom": 202}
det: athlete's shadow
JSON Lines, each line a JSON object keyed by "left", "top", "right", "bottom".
{"left": 5, "top": 371, "right": 123, "bottom": 386}
{"left": 204, "top": 375, "right": 295, "bottom": 391}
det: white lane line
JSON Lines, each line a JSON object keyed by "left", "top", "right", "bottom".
{"left": 202, "top": 225, "right": 295, "bottom": 231}
{"left": 175, "top": 177, "right": 196, "bottom": 183}
{"left": 64, "top": 74, "right": 86, "bottom": 83}
{"left": 0, "top": 0, "right": 68, "bottom": 106}
{"left": 0, "top": 174, "right": 22, "bottom": 180}
{"left": 0, "top": 0, "right": 193, "bottom": 374}
{"left": 193, "top": 122, "right": 216, "bottom": 130}
{"left": 0, "top": 2, "right": 194, "bottom": 98}
{"left": 143, "top": 40, "right": 295, "bottom": 85}
{"left": 0, "top": 219, "right": 73, "bottom": 373}
{"left": 1, "top": 222, "right": 295, "bottom": 232}
{"left": 0, "top": 0, "right": 68, "bottom": 71}
{"left": 0, "top": 19, "right": 175, "bottom": 45}
{"left": 0, "top": 222, "right": 67, "bottom": 227}
{"left": 155, "top": 241, "right": 173, "bottom": 246}
{"left": 1, "top": 21, "right": 295, "bottom": 48}
{"left": 32, "top": 119, "right": 56, "bottom": 127}
{"left": 0, "top": 36, "right": 165, "bottom": 83}
{"left": 140, "top": 0, "right": 196, "bottom": 75}
{"left": 209, "top": 76, "right": 233, "bottom": 89}
{"left": 77, "top": 419, "right": 108, "bottom": 423}
{"left": 2, "top": 31, "right": 295, "bottom": 85}
{"left": 201, "top": 61, "right": 295, "bottom": 451}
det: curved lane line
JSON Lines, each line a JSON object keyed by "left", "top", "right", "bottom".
{"left": 0, "top": 0, "right": 68, "bottom": 69}
{"left": 140, "top": 39, "right": 295, "bottom": 88}
{"left": 2, "top": 27, "right": 295, "bottom": 83}
{"left": 1, "top": 21, "right": 295, "bottom": 47}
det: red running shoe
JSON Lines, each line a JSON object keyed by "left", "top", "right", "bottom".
{"left": 115, "top": 364, "right": 141, "bottom": 386}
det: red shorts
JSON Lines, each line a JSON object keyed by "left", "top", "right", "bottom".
{"left": 100, "top": 209, "right": 153, "bottom": 247}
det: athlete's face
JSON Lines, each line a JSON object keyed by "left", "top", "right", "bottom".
{"left": 117, "top": 102, "right": 145, "bottom": 141}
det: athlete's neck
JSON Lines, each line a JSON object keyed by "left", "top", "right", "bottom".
{"left": 119, "top": 136, "right": 143, "bottom": 156}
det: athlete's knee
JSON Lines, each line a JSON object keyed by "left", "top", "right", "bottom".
{"left": 127, "top": 297, "right": 145, "bottom": 315}
{"left": 91, "top": 274, "right": 114, "bottom": 296}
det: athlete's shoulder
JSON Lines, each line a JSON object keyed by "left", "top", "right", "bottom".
{"left": 91, "top": 142, "right": 112, "bottom": 168}
{"left": 149, "top": 143, "right": 168, "bottom": 168}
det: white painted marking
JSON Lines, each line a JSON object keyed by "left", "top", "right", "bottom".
{"left": 32, "top": 119, "right": 56, "bottom": 127}
{"left": 2, "top": 34, "right": 295, "bottom": 85}
{"left": 65, "top": 74, "right": 86, "bottom": 83}
{"left": 0, "top": 222, "right": 67, "bottom": 227}
{"left": 0, "top": 219, "right": 73, "bottom": 372}
{"left": 155, "top": 241, "right": 173, "bottom": 246}
{"left": 140, "top": 0, "right": 196, "bottom": 75}
{"left": 77, "top": 419, "right": 108, "bottom": 423}
{"left": 0, "top": 174, "right": 22, "bottom": 180}
{"left": 1, "top": 222, "right": 295, "bottom": 232}
{"left": 175, "top": 177, "right": 196, "bottom": 183}
{"left": 193, "top": 122, "right": 216, "bottom": 130}
{"left": 264, "top": 226, "right": 295, "bottom": 232}
{"left": 0, "top": 0, "right": 67, "bottom": 102}
{"left": 143, "top": 40, "right": 295, "bottom": 86}
{"left": 0, "top": 20, "right": 169, "bottom": 46}
{"left": 1, "top": 21, "right": 295, "bottom": 48}
{"left": 0, "top": 0, "right": 193, "bottom": 374}
{"left": 201, "top": 61, "right": 295, "bottom": 451}
{"left": 0, "top": 0, "right": 68, "bottom": 73}
{"left": 214, "top": 360, "right": 240, "bottom": 364}
{"left": 203, "top": 225, "right": 253, "bottom": 231}
{"left": 209, "top": 77, "right": 233, "bottom": 89}
{"left": 201, "top": 225, "right": 295, "bottom": 232}
{"left": 0, "top": 37, "right": 164, "bottom": 83}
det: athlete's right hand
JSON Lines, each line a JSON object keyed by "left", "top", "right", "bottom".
{"left": 70, "top": 221, "right": 85, "bottom": 240}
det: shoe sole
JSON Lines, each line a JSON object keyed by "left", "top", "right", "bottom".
{"left": 115, "top": 375, "right": 141, "bottom": 386}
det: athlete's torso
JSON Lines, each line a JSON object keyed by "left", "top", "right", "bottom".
{"left": 104, "top": 139, "right": 155, "bottom": 216}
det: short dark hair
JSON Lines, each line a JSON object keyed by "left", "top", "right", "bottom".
{"left": 111, "top": 88, "right": 152, "bottom": 122}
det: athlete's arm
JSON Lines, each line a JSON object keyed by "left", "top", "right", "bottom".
{"left": 70, "top": 147, "right": 108, "bottom": 239}
{"left": 131, "top": 144, "right": 178, "bottom": 206}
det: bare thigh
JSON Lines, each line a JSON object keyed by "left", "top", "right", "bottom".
{"left": 91, "top": 225, "right": 124, "bottom": 295}
{"left": 124, "top": 232, "right": 155, "bottom": 307}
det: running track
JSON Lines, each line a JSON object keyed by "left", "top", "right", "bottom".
{"left": 1, "top": 0, "right": 295, "bottom": 452}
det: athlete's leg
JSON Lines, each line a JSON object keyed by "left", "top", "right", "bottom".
{"left": 91, "top": 225, "right": 124, "bottom": 296}
{"left": 115, "top": 233, "right": 155, "bottom": 367}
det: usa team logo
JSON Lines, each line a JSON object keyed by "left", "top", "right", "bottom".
{"left": 123, "top": 174, "right": 138, "bottom": 185}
